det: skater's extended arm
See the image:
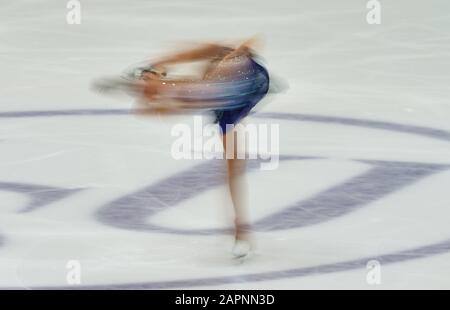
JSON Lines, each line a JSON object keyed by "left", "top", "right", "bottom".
{"left": 152, "top": 44, "right": 230, "bottom": 67}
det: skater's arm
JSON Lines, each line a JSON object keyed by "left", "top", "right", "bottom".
{"left": 152, "top": 44, "right": 230, "bottom": 67}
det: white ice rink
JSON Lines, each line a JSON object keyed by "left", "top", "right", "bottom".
{"left": 1, "top": 0, "right": 450, "bottom": 289}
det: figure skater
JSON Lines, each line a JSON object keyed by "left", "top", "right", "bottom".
{"left": 94, "top": 38, "right": 270, "bottom": 258}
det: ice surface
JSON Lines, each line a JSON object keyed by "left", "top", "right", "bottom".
{"left": 0, "top": 0, "right": 449, "bottom": 289}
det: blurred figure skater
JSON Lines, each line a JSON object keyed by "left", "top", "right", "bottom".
{"left": 94, "top": 38, "right": 270, "bottom": 258}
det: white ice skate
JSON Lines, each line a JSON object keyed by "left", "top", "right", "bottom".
{"left": 232, "top": 239, "right": 252, "bottom": 260}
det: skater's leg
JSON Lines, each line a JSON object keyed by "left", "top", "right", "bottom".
{"left": 222, "top": 128, "right": 252, "bottom": 257}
